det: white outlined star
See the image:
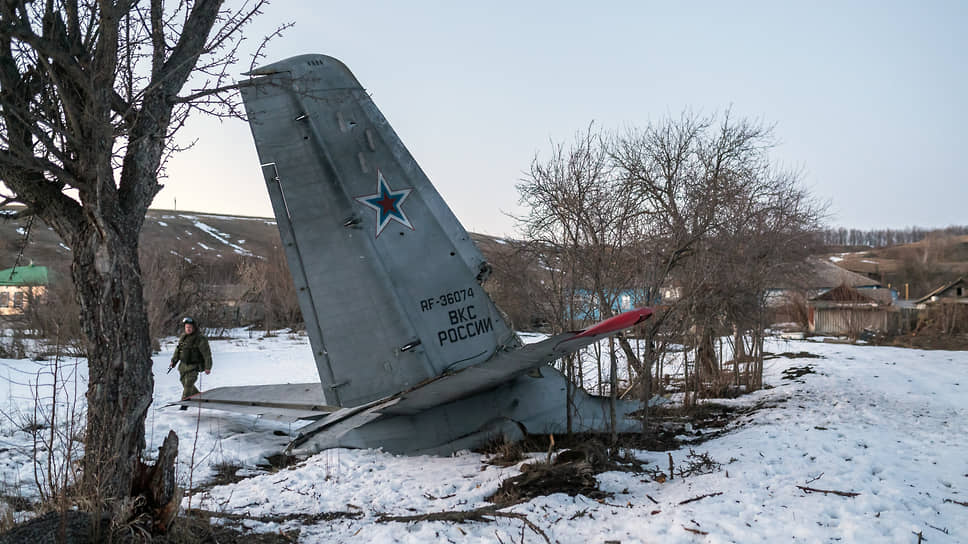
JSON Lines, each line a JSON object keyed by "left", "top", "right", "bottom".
{"left": 355, "top": 170, "right": 414, "bottom": 237}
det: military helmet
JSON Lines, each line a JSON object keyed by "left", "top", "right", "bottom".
{"left": 181, "top": 316, "right": 195, "bottom": 325}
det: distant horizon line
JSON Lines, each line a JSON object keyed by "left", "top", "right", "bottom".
{"left": 149, "top": 208, "right": 968, "bottom": 235}
{"left": 2, "top": 204, "right": 964, "bottom": 235}
{"left": 147, "top": 207, "right": 275, "bottom": 221}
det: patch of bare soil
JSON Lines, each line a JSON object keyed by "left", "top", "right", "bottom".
{"left": 478, "top": 393, "right": 794, "bottom": 507}
{"left": 151, "top": 511, "right": 304, "bottom": 543}
{"left": 0, "top": 494, "right": 34, "bottom": 513}
{"left": 478, "top": 437, "right": 528, "bottom": 468}
{"left": 486, "top": 440, "right": 617, "bottom": 506}
{"left": 781, "top": 365, "right": 817, "bottom": 380}
{"left": 485, "top": 401, "right": 768, "bottom": 506}
{"left": 261, "top": 452, "right": 302, "bottom": 470}
{"left": 879, "top": 332, "right": 968, "bottom": 351}
{"left": 486, "top": 436, "right": 738, "bottom": 507}
{"left": 181, "top": 508, "right": 362, "bottom": 541}
{"left": 766, "top": 351, "right": 824, "bottom": 360}
{"left": 189, "top": 462, "right": 249, "bottom": 495}
{"left": 0, "top": 511, "right": 111, "bottom": 544}
{"left": 0, "top": 509, "right": 302, "bottom": 543}
{"left": 506, "top": 401, "right": 769, "bottom": 460}
{"left": 637, "top": 401, "right": 768, "bottom": 449}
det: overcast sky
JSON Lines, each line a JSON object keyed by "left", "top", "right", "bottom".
{"left": 160, "top": 0, "right": 966, "bottom": 237}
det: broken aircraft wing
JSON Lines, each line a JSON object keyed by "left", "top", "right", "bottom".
{"left": 171, "top": 383, "right": 336, "bottom": 422}
{"left": 379, "top": 307, "right": 654, "bottom": 416}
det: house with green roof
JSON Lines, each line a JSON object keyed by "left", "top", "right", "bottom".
{"left": 0, "top": 263, "right": 49, "bottom": 316}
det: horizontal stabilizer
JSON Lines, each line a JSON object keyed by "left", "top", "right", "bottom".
{"left": 558, "top": 307, "right": 655, "bottom": 348}
{"left": 171, "top": 383, "right": 337, "bottom": 422}
{"left": 288, "top": 307, "right": 653, "bottom": 440}
{"left": 382, "top": 307, "right": 654, "bottom": 415}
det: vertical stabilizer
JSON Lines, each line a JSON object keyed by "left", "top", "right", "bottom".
{"left": 240, "top": 55, "right": 517, "bottom": 407}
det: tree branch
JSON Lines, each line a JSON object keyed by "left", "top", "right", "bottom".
{"left": 377, "top": 506, "right": 550, "bottom": 544}
{"left": 796, "top": 486, "right": 859, "bottom": 498}
{"left": 173, "top": 82, "right": 244, "bottom": 103}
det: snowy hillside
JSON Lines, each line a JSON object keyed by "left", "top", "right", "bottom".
{"left": 0, "top": 333, "right": 965, "bottom": 542}
{"left": 0, "top": 209, "right": 282, "bottom": 269}
{"left": 0, "top": 208, "right": 512, "bottom": 270}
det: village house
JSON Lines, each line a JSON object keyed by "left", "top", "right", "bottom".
{"left": 766, "top": 257, "right": 890, "bottom": 307}
{"left": 912, "top": 277, "right": 967, "bottom": 334}
{"left": 807, "top": 283, "right": 899, "bottom": 337}
{"left": 0, "top": 264, "right": 49, "bottom": 316}
{"left": 914, "top": 276, "right": 968, "bottom": 308}
{"left": 764, "top": 257, "right": 894, "bottom": 329}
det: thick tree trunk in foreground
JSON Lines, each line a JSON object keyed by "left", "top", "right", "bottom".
{"left": 73, "top": 229, "right": 154, "bottom": 499}
{"left": 0, "top": 0, "right": 243, "bottom": 513}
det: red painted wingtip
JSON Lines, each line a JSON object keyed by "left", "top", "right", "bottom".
{"left": 570, "top": 307, "right": 654, "bottom": 341}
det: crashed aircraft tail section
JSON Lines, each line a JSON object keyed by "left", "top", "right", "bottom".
{"left": 240, "top": 55, "right": 517, "bottom": 408}
{"left": 224, "top": 54, "right": 654, "bottom": 455}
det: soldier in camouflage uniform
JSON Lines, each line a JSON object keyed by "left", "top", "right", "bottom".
{"left": 169, "top": 317, "right": 212, "bottom": 409}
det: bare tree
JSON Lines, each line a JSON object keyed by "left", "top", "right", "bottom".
{"left": 21, "top": 264, "right": 84, "bottom": 348}
{"left": 517, "top": 112, "right": 825, "bottom": 435}
{"left": 516, "top": 124, "right": 616, "bottom": 434}
{"left": 610, "top": 112, "right": 729, "bottom": 415}
{"left": 141, "top": 244, "right": 205, "bottom": 342}
{"left": 0, "top": 0, "right": 270, "bottom": 511}
{"left": 618, "top": 112, "right": 824, "bottom": 399}
{"left": 517, "top": 124, "right": 648, "bottom": 441}
{"left": 237, "top": 244, "right": 302, "bottom": 331}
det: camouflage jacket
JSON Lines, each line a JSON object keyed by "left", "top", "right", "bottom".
{"left": 172, "top": 331, "right": 213, "bottom": 371}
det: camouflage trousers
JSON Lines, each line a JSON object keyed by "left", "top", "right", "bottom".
{"left": 179, "top": 367, "right": 201, "bottom": 400}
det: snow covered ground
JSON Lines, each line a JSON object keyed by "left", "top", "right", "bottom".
{"left": 0, "top": 331, "right": 965, "bottom": 542}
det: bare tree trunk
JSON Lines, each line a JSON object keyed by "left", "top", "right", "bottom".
{"left": 749, "top": 328, "right": 765, "bottom": 391}
{"left": 694, "top": 338, "right": 702, "bottom": 401}
{"left": 639, "top": 328, "right": 655, "bottom": 433}
{"left": 577, "top": 347, "right": 584, "bottom": 393}
{"left": 616, "top": 334, "right": 644, "bottom": 376}
{"left": 757, "top": 330, "right": 765, "bottom": 390}
{"left": 608, "top": 336, "right": 617, "bottom": 446}
{"left": 683, "top": 351, "right": 690, "bottom": 407}
{"left": 733, "top": 327, "right": 743, "bottom": 386}
{"left": 718, "top": 336, "right": 724, "bottom": 381}
{"left": 595, "top": 341, "right": 603, "bottom": 395}
{"left": 565, "top": 354, "right": 573, "bottom": 435}
{"left": 73, "top": 230, "right": 154, "bottom": 499}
